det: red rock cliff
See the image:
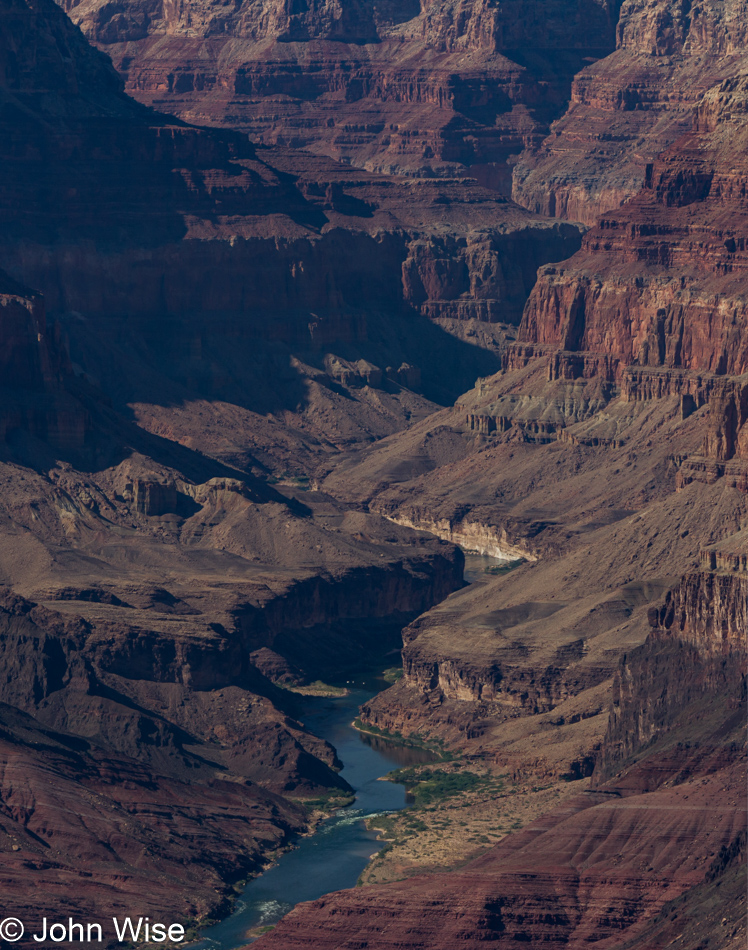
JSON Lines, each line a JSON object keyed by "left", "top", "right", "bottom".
{"left": 520, "top": 75, "right": 748, "bottom": 376}
{"left": 598, "top": 533, "right": 746, "bottom": 778}
{"left": 60, "top": 0, "right": 621, "bottom": 185}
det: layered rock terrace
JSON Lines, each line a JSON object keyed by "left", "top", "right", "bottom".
{"left": 61, "top": 0, "right": 622, "bottom": 184}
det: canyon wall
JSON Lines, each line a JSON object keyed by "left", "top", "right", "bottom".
{"left": 513, "top": 73, "right": 748, "bottom": 493}
{"left": 0, "top": 265, "right": 470, "bottom": 930}
{"left": 303, "top": 52, "right": 748, "bottom": 944}
{"left": 0, "top": 1, "right": 485, "bottom": 931}
{"left": 520, "top": 74, "right": 748, "bottom": 373}
{"left": 514, "top": 0, "right": 748, "bottom": 223}
{"left": 60, "top": 0, "right": 621, "bottom": 184}
{"left": 312, "top": 62, "right": 748, "bottom": 796}
{"left": 0, "top": 0, "right": 589, "bottom": 481}
{"left": 0, "top": 271, "right": 89, "bottom": 450}
{"left": 599, "top": 546, "right": 747, "bottom": 778}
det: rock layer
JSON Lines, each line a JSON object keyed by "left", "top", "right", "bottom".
{"left": 0, "top": 700, "right": 307, "bottom": 936}
{"left": 61, "top": 0, "right": 621, "bottom": 184}
{"left": 0, "top": 0, "right": 490, "bottom": 930}
{"left": 290, "top": 57, "right": 748, "bottom": 948}
{"left": 515, "top": 74, "right": 748, "bottom": 492}
{"left": 514, "top": 0, "right": 748, "bottom": 223}
{"left": 2, "top": 0, "right": 585, "bottom": 468}
{"left": 520, "top": 74, "right": 748, "bottom": 376}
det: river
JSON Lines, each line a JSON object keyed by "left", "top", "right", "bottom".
{"left": 192, "top": 684, "right": 438, "bottom": 948}
{"left": 192, "top": 554, "right": 513, "bottom": 947}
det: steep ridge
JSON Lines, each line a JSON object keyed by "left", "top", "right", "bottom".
{"left": 60, "top": 0, "right": 621, "bottom": 186}
{"left": 254, "top": 543, "right": 747, "bottom": 948}
{"left": 514, "top": 0, "right": 748, "bottom": 224}
{"left": 517, "top": 73, "right": 748, "bottom": 489}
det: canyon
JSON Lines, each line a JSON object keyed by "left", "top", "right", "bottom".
{"left": 258, "top": 552, "right": 746, "bottom": 948}
{"left": 0, "top": 265, "right": 469, "bottom": 930}
{"left": 0, "top": 0, "right": 745, "bottom": 947}
{"left": 258, "top": 6, "right": 746, "bottom": 944}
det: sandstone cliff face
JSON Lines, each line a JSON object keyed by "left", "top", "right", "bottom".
{"left": 515, "top": 75, "right": 748, "bottom": 492}
{"left": 513, "top": 0, "right": 748, "bottom": 224}
{"left": 599, "top": 544, "right": 747, "bottom": 778}
{"left": 61, "top": 0, "right": 619, "bottom": 183}
{"left": 616, "top": 0, "right": 748, "bottom": 56}
{"left": 520, "top": 75, "right": 748, "bottom": 372}
{"left": 63, "top": 0, "right": 621, "bottom": 49}
{"left": 402, "top": 0, "right": 621, "bottom": 52}
{"left": 63, "top": 0, "right": 385, "bottom": 43}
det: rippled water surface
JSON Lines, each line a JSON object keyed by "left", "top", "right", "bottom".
{"left": 193, "top": 685, "right": 437, "bottom": 948}
{"left": 462, "top": 552, "right": 516, "bottom": 584}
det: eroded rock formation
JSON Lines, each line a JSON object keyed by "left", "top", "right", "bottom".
{"left": 514, "top": 0, "right": 748, "bottom": 223}
{"left": 516, "top": 75, "right": 748, "bottom": 500}
{"left": 1, "top": 0, "right": 746, "bottom": 942}
{"left": 0, "top": 0, "right": 490, "bottom": 929}
{"left": 307, "top": 66, "right": 748, "bottom": 942}
{"left": 60, "top": 0, "right": 621, "bottom": 184}
{"left": 2, "top": 0, "right": 586, "bottom": 472}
